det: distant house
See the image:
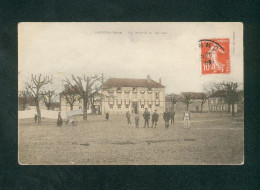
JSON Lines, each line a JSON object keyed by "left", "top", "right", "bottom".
{"left": 180, "top": 92, "right": 209, "bottom": 112}
{"left": 59, "top": 86, "right": 101, "bottom": 113}
{"left": 208, "top": 90, "right": 244, "bottom": 113}
{"left": 101, "top": 75, "right": 165, "bottom": 114}
{"left": 165, "top": 94, "right": 182, "bottom": 110}
{"left": 165, "top": 92, "right": 209, "bottom": 112}
{"left": 50, "top": 102, "right": 61, "bottom": 111}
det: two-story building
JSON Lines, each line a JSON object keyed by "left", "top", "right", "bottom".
{"left": 208, "top": 90, "right": 244, "bottom": 113}
{"left": 101, "top": 75, "right": 165, "bottom": 114}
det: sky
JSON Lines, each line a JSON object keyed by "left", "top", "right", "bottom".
{"left": 18, "top": 22, "right": 243, "bottom": 94}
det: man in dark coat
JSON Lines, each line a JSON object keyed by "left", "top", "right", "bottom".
{"left": 143, "top": 108, "right": 150, "bottom": 128}
{"left": 105, "top": 112, "right": 109, "bottom": 120}
{"left": 34, "top": 114, "right": 37, "bottom": 123}
{"left": 170, "top": 109, "right": 175, "bottom": 125}
{"left": 163, "top": 108, "right": 171, "bottom": 128}
{"left": 151, "top": 110, "right": 159, "bottom": 127}
{"left": 57, "top": 112, "right": 63, "bottom": 126}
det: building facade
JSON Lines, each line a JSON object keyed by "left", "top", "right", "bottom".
{"left": 101, "top": 76, "right": 165, "bottom": 114}
{"left": 208, "top": 90, "right": 239, "bottom": 113}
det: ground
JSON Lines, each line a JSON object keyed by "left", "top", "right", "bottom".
{"left": 18, "top": 112, "right": 244, "bottom": 165}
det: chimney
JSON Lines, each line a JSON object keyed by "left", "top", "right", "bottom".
{"left": 159, "top": 78, "right": 161, "bottom": 84}
{"left": 147, "top": 75, "right": 151, "bottom": 82}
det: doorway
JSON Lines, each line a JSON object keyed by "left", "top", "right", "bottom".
{"left": 132, "top": 102, "right": 138, "bottom": 114}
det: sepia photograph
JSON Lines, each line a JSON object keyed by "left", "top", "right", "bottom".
{"left": 18, "top": 22, "right": 244, "bottom": 165}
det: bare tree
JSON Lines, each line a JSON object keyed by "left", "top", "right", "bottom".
{"left": 203, "top": 82, "right": 224, "bottom": 112}
{"left": 200, "top": 93, "right": 208, "bottom": 112}
{"left": 25, "top": 74, "right": 53, "bottom": 123}
{"left": 203, "top": 82, "right": 222, "bottom": 95}
{"left": 60, "top": 86, "right": 78, "bottom": 110}
{"left": 169, "top": 93, "right": 178, "bottom": 110}
{"left": 41, "top": 90, "right": 57, "bottom": 110}
{"left": 65, "top": 74, "right": 103, "bottom": 120}
{"left": 181, "top": 92, "right": 194, "bottom": 111}
{"left": 221, "top": 82, "right": 241, "bottom": 116}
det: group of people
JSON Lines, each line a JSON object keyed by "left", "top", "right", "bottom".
{"left": 55, "top": 108, "right": 189, "bottom": 128}
{"left": 126, "top": 108, "right": 176, "bottom": 128}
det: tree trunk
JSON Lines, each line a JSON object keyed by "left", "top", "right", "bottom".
{"left": 36, "top": 99, "right": 41, "bottom": 123}
{"left": 70, "top": 104, "right": 73, "bottom": 110}
{"left": 201, "top": 101, "right": 204, "bottom": 112}
{"left": 232, "top": 103, "right": 235, "bottom": 116}
{"left": 91, "top": 104, "right": 96, "bottom": 114}
{"left": 228, "top": 104, "right": 231, "bottom": 112}
{"left": 83, "top": 97, "right": 88, "bottom": 120}
{"left": 186, "top": 103, "right": 189, "bottom": 111}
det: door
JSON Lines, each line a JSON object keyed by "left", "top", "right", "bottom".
{"left": 132, "top": 102, "right": 138, "bottom": 114}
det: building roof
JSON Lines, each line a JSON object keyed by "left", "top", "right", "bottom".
{"left": 209, "top": 90, "right": 226, "bottom": 98}
{"left": 165, "top": 94, "right": 182, "bottom": 102}
{"left": 102, "top": 78, "right": 165, "bottom": 88}
{"left": 181, "top": 92, "right": 207, "bottom": 100}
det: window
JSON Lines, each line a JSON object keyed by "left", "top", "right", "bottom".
{"left": 148, "top": 105, "right": 152, "bottom": 108}
{"left": 141, "top": 105, "right": 144, "bottom": 108}
{"left": 125, "top": 105, "right": 129, "bottom": 108}
{"left": 118, "top": 105, "right": 121, "bottom": 108}
{"left": 117, "top": 87, "right": 121, "bottom": 90}
{"left": 110, "top": 105, "right": 113, "bottom": 109}
{"left": 132, "top": 87, "right": 137, "bottom": 94}
{"left": 156, "top": 92, "right": 159, "bottom": 99}
{"left": 108, "top": 89, "right": 114, "bottom": 94}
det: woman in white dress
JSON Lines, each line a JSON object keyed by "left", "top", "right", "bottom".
{"left": 183, "top": 111, "right": 190, "bottom": 128}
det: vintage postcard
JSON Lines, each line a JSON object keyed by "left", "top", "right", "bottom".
{"left": 18, "top": 22, "right": 243, "bottom": 165}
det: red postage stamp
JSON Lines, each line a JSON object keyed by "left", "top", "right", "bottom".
{"left": 199, "top": 38, "right": 230, "bottom": 74}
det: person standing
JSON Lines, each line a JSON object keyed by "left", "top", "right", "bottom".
{"left": 183, "top": 111, "right": 191, "bottom": 128}
{"left": 34, "top": 114, "right": 38, "bottom": 123}
{"left": 163, "top": 108, "right": 171, "bottom": 128}
{"left": 143, "top": 108, "right": 150, "bottom": 128}
{"left": 135, "top": 113, "right": 140, "bottom": 128}
{"left": 126, "top": 111, "right": 131, "bottom": 125}
{"left": 57, "top": 112, "right": 63, "bottom": 126}
{"left": 151, "top": 110, "right": 159, "bottom": 127}
{"left": 170, "top": 109, "right": 175, "bottom": 125}
{"left": 105, "top": 112, "right": 109, "bottom": 120}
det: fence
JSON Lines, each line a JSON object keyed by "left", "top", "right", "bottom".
{"left": 18, "top": 109, "right": 83, "bottom": 119}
